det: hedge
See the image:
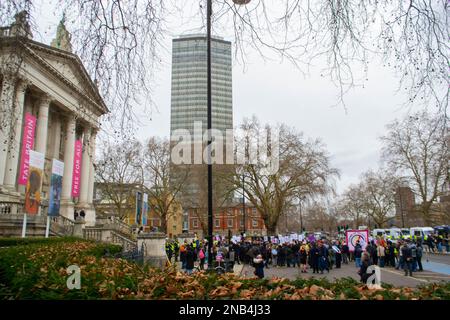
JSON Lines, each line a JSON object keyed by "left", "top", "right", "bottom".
{"left": 0, "top": 238, "right": 448, "bottom": 300}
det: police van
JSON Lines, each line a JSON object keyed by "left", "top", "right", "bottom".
{"left": 410, "top": 227, "right": 435, "bottom": 240}
{"left": 372, "top": 228, "right": 386, "bottom": 238}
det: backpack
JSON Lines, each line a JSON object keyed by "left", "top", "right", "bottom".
{"left": 198, "top": 249, "right": 205, "bottom": 259}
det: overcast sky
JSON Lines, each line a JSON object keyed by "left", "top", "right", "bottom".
{"left": 31, "top": 1, "right": 426, "bottom": 195}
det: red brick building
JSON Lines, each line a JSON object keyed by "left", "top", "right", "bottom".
{"left": 183, "top": 202, "right": 267, "bottom": 238}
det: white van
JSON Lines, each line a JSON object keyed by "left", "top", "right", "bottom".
{"left": 410, "top": 227, "right": 435, "bottom": 239}
{"left": 372, "top": 229, "right": 386, "bottom": 238}
{"left": 388, "top": 228, "right": 402, "bottom": 239}
{"left": 401, "top": 228, "right": 411, "bottom": 239}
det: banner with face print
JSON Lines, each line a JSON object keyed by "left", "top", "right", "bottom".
{"left": 346, "top": 229, "right": 369, "bottom": 252}
{"left": 24, "top": 150, "right": 45, "bottom": 214}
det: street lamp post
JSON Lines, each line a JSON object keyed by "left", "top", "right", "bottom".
{"left": 242, "top": 174, "right": 246, "bottom": 234}
{"left": 206, "top": 0, "right": 213, "bottom": 270}
{"left": 206, "top": 0, "right": 250, "bottom": 270}
{"left": 299, "top": 199, "right": 303, "bottom": 233}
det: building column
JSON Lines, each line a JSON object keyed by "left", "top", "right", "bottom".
{"left": 3, "top": 79, "right": 28, "bottom": 191}
{"left": 78, "top": 126, "right": 91, "bottom": 205}
{"left": 60, "top": 115, "right": 76, "bottom": 218}
{"left": 52, "top": 115, "right": 61, "bottom": 159}
{"left": 34, "top": 94, "right": 51, "bottom": 155}
{"left": 0, "top": 74, "right": 15, "bottom": 187}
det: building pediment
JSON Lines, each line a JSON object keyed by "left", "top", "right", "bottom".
{"left": 26, "top": 40, "right": 108, "bottom": 114}
{"left": 0, "top": 36, "right": 108, "bottom": 115}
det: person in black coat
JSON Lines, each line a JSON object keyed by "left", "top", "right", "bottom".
{"left": 185, "top": 246, "right": 195, "bottom": 275}
{"left": 253, "top": 254, "right": 265, "bottom": 279}
{"left": 310, "top": 243, "right": 320, "bottom": 273}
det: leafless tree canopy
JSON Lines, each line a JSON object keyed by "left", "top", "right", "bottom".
{"left": 95, "top": 139, "right": 144, "bottom": 220}
{"left": 1, "top": 1, "right": 448, "bottom": 138}
{"left": 226, "top": 117, "right": 339, "bottom": 234}
{"left": 144, "top": 136, "right": 189, "bottom": 232}
{"left": 381, "top": 109, "right": 448, "bottom": 224}
{"left": 338, "top": 169, "right": 399, "bottom": 228}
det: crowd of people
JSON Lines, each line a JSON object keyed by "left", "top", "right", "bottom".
{"left": 165, "top": 234, "right": 439, "bottom": 281}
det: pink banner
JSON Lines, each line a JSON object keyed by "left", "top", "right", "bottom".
{"left": 71, "top": 139, "right": 82, "bottom": 197}
{"left": 18, "top": 112, "right": 37, "bottom": 185}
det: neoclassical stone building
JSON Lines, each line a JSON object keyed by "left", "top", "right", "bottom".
{"left": 0, "top": 12, "right": 108, "bottom": 226}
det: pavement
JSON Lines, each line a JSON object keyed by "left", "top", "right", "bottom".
{"left": 240, "top": 255, "right": 450, "bottom": 287}
{"left": 172, "top": 260, "right": 245, "bottom": 277}
{"left": 168, "top": 254, "right": 449, "bottom": 287}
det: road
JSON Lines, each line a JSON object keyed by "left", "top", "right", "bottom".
{"left": 240, "top": 254, "right": 450, "bottom": 287}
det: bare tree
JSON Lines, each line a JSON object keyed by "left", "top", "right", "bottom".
{"left": 303, "top": 200, "right": 338, "bottom": 234}
{"left": 224, "top": 117, "right": 339, "bottom": 235}
{"left": 1, "top": 0, "right": 448, "bottom": 138}
{"left": 360, "top": 169, "right": 398, "bottom": 228}
{"left": 94, "top": 139, "right": 143, "bottom": 220}
{"left": 144, "top": 136, "right": 189, "bottom": 233}
{"left": 381, "top": 110, "right": 448, "bottom": 225}
{"left": 337, "top": 183, "right": 368, "bottom": 229}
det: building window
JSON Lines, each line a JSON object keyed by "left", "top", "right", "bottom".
{"left": 252, "top": 219, "right": 258, "bottom": 228}
{"left": 252, "top": 208, "right": 257, "bottom": 214}
{"left": 215, "top": 219, "right": 220, "bottom": 228}
{"left": 240, "top": 208, "right": 243, "bottom": 214}
{"left": 227, "top": 218, "right": 233, "bottom": 228}
{"left": 240, "top": 218, "right": 244, "bottom": 227}
{"left": 192, "top": 219, "right": 198, "bottom": 228}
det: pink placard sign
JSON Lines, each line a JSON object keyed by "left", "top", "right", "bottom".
{"left": 18, "top": 112, "right": 37, "bottom": 185}
{"left": 71, "top": 139, "right": 82, "bottom": 197}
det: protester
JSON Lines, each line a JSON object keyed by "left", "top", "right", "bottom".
{"left": 185, "top": 245, "right": 195, "bottom": 275}
{"left": 310, "top": 242, "right": 320, "bottom": 274}
{"left": 341, "top": 242, "right": 349, "bottom": 264}
{"left": 401, "top": 241, "right": 413, "bottom": 277}
{"left": 198, "top": 246, "right": 206, "bottom": 270}
{"left": 377, "top": 242, "right": 385, "bottom": 267}
{"left": 179, "top": 242, "right": 187, "bottom": 271}
{"left": 253, "top": 254, "right": 265, "bottom": 278}
{"left": 332, "top": 241, "right": 342, "bottom": 269}
{"left": 416, "top": 242, "right": 423, "bottom": 271}
{"left": 271, "top": 245, "right": 278, "bottom": 267}
{"left": 354, "top": 241, "right": 363, "bottom": 268}
{"left": 299, "top": 242, "right": 308, "bottom": 273}
{"left": 358, "top": 252, "right": 373, "bottom": 284}
{"left": 318, "top": 241, "right": 329, "bottom": 274}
